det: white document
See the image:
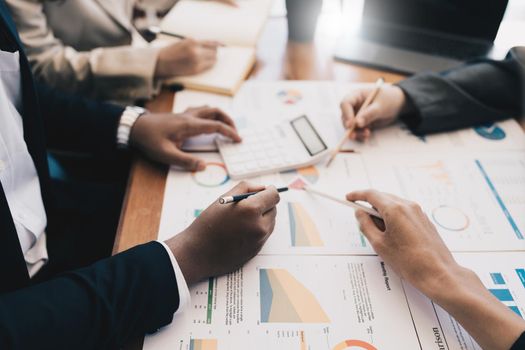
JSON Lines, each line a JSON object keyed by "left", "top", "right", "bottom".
{"left": 364, "top": 151, "right": 525, "bottom": 252}
{"left": 151, "top": 80, "right": 525, "bottom": 350}
{"left": 339, "top": 119, "right": 525, "bottom": 154}
{"left": 158, "top": 153, "right": 375, "bottom": 255}
{"left": 160, "top": 0, "right": 274, "bottom": 47}
{"left": 143, "top": 252, "right": 525, "bottom": 350}
{"left": 144, "top": 254, "right": 421, "bottom": 350}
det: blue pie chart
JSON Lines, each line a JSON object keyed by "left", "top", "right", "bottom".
{"left": 474, "top": 123, "right": 506, "bottom": 140}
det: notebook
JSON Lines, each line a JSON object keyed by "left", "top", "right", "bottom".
{"left": 160, "top": 0, "right": 273, "bottom": 95}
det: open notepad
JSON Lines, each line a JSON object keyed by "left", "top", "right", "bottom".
{"left": 161, "top": 0, "right": 274, "bottom": 95}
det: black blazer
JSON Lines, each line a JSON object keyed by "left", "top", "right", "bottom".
{"left": 397, "top": 47, "right": 525, "bottom": 135}
{"left": 0, "top": 2, "right": 180, "bottom": 349}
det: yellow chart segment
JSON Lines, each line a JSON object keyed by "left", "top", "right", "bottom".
{"left": 189, "top": 339, "right": 217, "bottom": 350}
{"left": 260, "top": 268, "right": 330, "bottom": 323}
{"left": 297, "top": 166, "right": 320, "bottom": 184}
{"left": 288, "top": 203, "right": 324, "bottom": 247}
{"left": 300, "top": 331, "right": 307, "bottom": 350}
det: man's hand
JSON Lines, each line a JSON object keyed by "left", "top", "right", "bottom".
{"left": 155, "top": 39, "right": 220, "bottom": 78}
{"left": 340, "top": 84, "right": 406, "bottom": 142}
{"left": 166, "top": 182, "right": 280, "bottom": 285}
{"left": 129, "top": 106, "right": 241, "bottom": 170}
{"left": 346, "top": 190, "right": 460, "bottom": 297}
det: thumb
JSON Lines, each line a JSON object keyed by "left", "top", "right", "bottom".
{"left": 355, "top": 103, "right": 381, "bottom": 129}
{"left": 355, "top": 209, "right": 384, "bottom": 252}
{"left": 162, "top": 145, "right": 205, "bottom": 171}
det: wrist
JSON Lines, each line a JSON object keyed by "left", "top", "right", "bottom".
{"left": 117, "top": 106, "right": 147, "bottom": 149}
{"left": 165, "top": 229, "right": 205, "bottom": 286}
{"left": 423, "top": 264, "right": 478, "bottom": 304}
{"left": 390, "top": 85, "right": 407, "bottom": 120}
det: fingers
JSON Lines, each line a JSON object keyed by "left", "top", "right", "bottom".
{"left": 355, "top": 102, "right": 381, "bottom": 129}
{"left": 194, "top": 107, "right": 238, "bottom": 130}
{"left": 355, "top": 209, "right": 384, "bottom": 250}
{"left": 200, "top": 40, "right": 222, "bottom": 49}
{"left": 245, "top": 185, "right": 280, "bottom": 214}
{"left": 346, "top": 190, "right": 393, "bottom": 215}
{"left": 161, "top": 144, "right": 205, "bottom": 171}
{"left": 184, "top": 118, "right": 242, "bottom": 142}
{"left": 223, "top": 181, "right": 265, "bottom": 197}
{"left": 261, "top": 206, "right": 277, "bottom": 240}
{"left": 340, "top": 99, "right": 357, "bottom": 129}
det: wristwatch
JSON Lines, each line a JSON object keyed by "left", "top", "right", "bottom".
{"left": 117, "top": 106, "right": 147, "bottom": 148}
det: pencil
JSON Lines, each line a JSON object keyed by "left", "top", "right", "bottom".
{"left": 148, "top": 26, "right": 186, "bottom": 40}
{"left": 326, "top": 77, "right": 385, "bottom": 167}
{"left": 219, "top": 187, "right": 288, "bottom": 204}
{"left": 303, "top": 185, "right": 382, "bottom": 219}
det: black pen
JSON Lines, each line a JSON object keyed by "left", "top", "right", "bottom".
{"left": 219, "top": 187, "right": 288, "bottom": 204}
{"left": 148, "top": 26, "right": 186, "bottom": 40}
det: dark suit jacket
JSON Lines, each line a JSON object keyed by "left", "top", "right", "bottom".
{"left": 0, "top": 1, "right": 180, "bottom": 349}
{"left": 397, "top": 47, "right": 525, "bottom": 135}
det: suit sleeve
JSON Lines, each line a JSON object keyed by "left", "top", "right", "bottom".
{"left": 35, "top": 82, "right": 125, "bottom": 154}
{"left": 396, "top": 48, "right": 524, "bottom": 135}
{"left": 0, "top": 241, "right": 180, "bottom": 350}
{"left": 510, "top": 331, "right": 525, "bottom": 350}
{"left": 6, "top": 0, "right": 161, "bottom": 101}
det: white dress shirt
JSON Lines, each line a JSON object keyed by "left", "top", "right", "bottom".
{"left": 0, "top": 50, "right": 48, "bottom": 277}
{"left": 0, "top": 49, "right": 189, "bottom": 311}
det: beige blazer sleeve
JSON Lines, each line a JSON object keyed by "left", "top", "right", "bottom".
{"left": 6, "top": 0, "right": 162, "bottom": 101}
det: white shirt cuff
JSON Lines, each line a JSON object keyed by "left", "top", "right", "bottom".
{"left": 157, "top": 241, "right": 191, "bottom": 314}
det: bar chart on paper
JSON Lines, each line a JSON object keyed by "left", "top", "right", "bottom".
{"left": 259, "top": 268, "right": 330, "bottom": 323}
{"left": 190, "top": 339, "right": 218, "bottom": 350}
{"left": 287, "top": 202, "right": 323, "bottom": 247}
{"left": 364, "top": 151, "right": 525, "bottom": 252}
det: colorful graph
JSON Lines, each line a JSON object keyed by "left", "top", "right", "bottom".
{"left": 416, "top": 161, "right": 452, "bottom": 185}
{"left": 259, "top": 268, "right": 330, "bottom": 323}
{"left": 297, "top": 166, "right": 319, "bottom": 184}
{"left": 192, "top": 162, "right": 230, "bottom": 187}
{"left": 277, "top": 89, "right": 303, "bottom": 105}
{"left": 431, "top": 205, "right": 470, "bottom": 231}
{"left": 288, "top": 202, "right": 323, "bottom": 247}
{"left": 474, "top": 123, "right": 506, "bottom": 140}
{"left": 489, "top": 288, "right": 522, "bottom": 317}
{"left": 189, "top": 339, "right": 217, "bottom": 350}
{"left": 333, "top": 340, "right": 377, "bottom": 350}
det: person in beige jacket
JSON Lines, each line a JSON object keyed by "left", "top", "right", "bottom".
{"left": 6, "top": 0, "right": 231, "bottom": 101}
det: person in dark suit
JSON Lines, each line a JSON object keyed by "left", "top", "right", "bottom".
{"left": 0, "top": 1, "right": 280, "bottom": 349}
{"left": 339, "top": 48, "right": 525, "bottom": 350}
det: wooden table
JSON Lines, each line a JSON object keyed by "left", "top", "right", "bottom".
{"left": 113, "top": 16, "right": 405, "bottom": 255}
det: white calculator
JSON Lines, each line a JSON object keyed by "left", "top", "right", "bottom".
{"left": 217, "top": 115, "right": 330, "bottom": 179}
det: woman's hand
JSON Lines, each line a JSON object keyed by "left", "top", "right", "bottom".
{"left": 340, "top": 84, "right": 406, "bottom": 142}
{"left": 155, "top": 39, "right": 220, "bottom": 78}
{"left": 347, "top": 189, "right": 525, "bottom": 350}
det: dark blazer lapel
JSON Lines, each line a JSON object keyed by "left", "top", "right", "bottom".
{"left": 0, "top": 0, "right": 50, "bottom": 198}
{"left": 0, "top": 183, "right": 30, "bottom": 292}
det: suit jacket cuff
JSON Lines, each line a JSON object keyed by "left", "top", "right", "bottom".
{"left": 157, "top": 241, "right": 191, "bottom": 314}
{"left": 90, "top": 45, "right": 162, "bottom": 102}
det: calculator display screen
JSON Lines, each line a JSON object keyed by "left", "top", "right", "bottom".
{"left": 290, "top": 116, "right": 327, "bottom": 156}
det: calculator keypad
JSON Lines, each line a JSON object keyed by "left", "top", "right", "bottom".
{"left": 218, "top": 124, "right": 309, "bottom": 178}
